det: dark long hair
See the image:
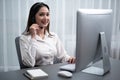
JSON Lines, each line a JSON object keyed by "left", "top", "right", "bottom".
{"left": 23, "top": 2, "right": 51, "bottom": 35}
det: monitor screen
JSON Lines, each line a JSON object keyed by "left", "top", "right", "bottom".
{"left": 75, "top": 9, "right": 113, "bottom": 74}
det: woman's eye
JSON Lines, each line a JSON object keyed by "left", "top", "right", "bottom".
{"left": 39, "top": 13, "right": 44, "bottom": 16}
{"left": 46, "top": 13, "right": 49, "bottom": 16}
{"left": 39, "top": 13, "right": 49, "bottom": 16}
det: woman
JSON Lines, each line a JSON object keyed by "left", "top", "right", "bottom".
{"left": 20, "top": 2, "right": 75, "bottom": 67}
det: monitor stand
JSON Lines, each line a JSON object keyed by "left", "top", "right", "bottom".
{"left": 81, "top": 32, "right": 111, "bottom": 76}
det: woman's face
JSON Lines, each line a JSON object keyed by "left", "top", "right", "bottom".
{"left": 35, "top": 6, "right": 50, "bottom": 28}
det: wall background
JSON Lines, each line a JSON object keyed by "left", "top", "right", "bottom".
{"left": 0, "top": 0, "right": 120, "bottom": 72}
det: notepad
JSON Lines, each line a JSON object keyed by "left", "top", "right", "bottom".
{"left": 24, "top": 69, "right": 48, "bottom": 79}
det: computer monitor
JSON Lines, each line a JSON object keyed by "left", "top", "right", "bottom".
{"left": 75, "top": 9, "right": 113, "bottom": 75}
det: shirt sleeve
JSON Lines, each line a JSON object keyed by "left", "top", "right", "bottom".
{"left": 55, "top": 34, "right": 70, "bottom": 62}
{"left": 20, "top": 35, "right": 37, "bottom": 67}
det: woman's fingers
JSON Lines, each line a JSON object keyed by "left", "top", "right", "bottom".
{"left": 30, "top": 24, "right": 40, "bottom": 30}
{"left": 68, "top": 57, "right": 76, "bottom": 63}
{"left": 29, "top": 24, "right": 40, "bottom": 38}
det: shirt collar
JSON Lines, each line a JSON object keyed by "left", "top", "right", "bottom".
{"left": 35, "top": 31, "right": 49, "bottom": 41}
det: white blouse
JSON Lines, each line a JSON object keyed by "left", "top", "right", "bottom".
{"left": 20, "top": 32, "right": 70, "bottom": 67}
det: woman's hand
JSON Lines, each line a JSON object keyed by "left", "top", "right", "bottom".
{"left": 29, "top": 24, "right": 40, "bottom": 38}
{"left": 68, "top": 57, "right": 76, "bottom": 64}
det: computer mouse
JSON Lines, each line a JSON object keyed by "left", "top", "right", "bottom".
{"left": 58, "top": 71, "right": 72, "bottom": 78}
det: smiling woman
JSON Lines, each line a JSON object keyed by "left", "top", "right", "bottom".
{"left": 0, "top": 0, "right": 119, "bottom": 72}
{"left": 19, "top": 2, "right": 75, "bottom": 67}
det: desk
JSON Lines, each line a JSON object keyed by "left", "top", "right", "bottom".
{"left": 0, "top": 58, "right": 120, "bottom": 80}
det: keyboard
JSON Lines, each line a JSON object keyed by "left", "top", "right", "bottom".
{"left": 60, "top": 64, "right": 75, "bottom": 72}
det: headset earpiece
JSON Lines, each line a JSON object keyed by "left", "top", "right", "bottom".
{"left": 32, "top": 17, "right": 35, "bottom": 23}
